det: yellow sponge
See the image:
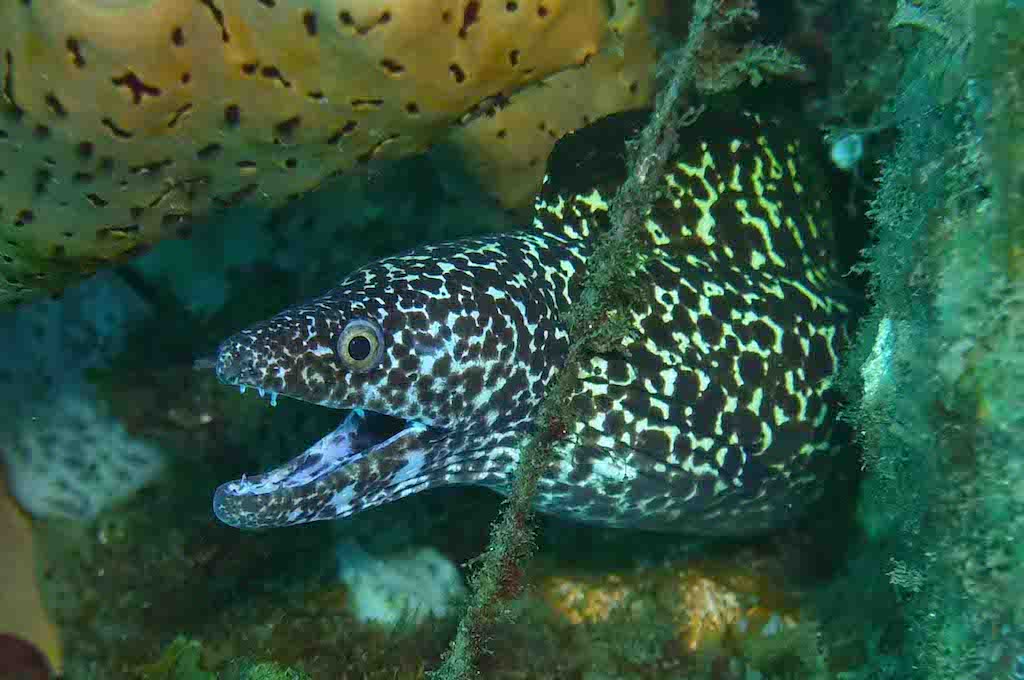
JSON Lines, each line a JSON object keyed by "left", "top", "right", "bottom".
{"left": 450, "top": 0, "right": 654, "bottom": 207}
{"left": 0, "top": 0, "right": 654, "bottom": 306}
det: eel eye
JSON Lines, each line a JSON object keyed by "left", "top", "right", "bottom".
{"left": 337, "top": 319, "right": 384, "bottom": 372}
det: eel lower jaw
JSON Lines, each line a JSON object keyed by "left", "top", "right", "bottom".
{"left": 213, "top": 405, "right": 437, "bottom": 529}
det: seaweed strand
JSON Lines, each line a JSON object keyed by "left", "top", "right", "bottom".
{"left": 428, "top": 2, "right": 716, "bottom": 678}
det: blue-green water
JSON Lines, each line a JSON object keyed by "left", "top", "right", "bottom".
{"left": 1, "top": 1, "right": 1022, "bottom": 679}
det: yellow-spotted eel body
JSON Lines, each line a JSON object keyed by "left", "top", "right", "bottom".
{"left": 213, "top": 108, "right": 847, "bottom": 535}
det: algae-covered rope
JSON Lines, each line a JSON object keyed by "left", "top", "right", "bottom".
{"left": 429, "top": 2, "right": 715, "bottom": 677}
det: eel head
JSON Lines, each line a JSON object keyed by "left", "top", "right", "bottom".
{"left": 212, "top": 239, "right": 563, "bottom": 529}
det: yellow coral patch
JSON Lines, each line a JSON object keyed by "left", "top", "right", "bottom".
{"left": 0, "top": 0, "right": 655, "bottom": 306}
{"left": 449, "top": 0, "right": 655, "bottom": 207}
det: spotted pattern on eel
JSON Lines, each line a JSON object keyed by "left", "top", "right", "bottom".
{"left": 213, "top": 108, "right": 848, "bottom": 535}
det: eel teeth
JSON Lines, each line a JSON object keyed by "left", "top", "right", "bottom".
{"left": 239, "top": 384, "right": 279, "bottom": 406}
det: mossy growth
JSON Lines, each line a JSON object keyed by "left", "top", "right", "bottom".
{"left": 136, "top": 638, "right": 311, "bottom": 680}
{"left": 136, "top": 637, "right": 215, "bottom": 680}
{"left": 825, "top": 0, "right": 1024, "bottom": 678}
{"left": 220, "top": 659, "right": 311, "bottom": 680}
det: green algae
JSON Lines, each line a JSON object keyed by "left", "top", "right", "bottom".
{"left": 137, "top": 638, "right": 215, "bottom": 680}
{"left": 820, "top": 0, "right": 1024, "bottom": 678}
{"left": 220, "top": 659, "right": 311, "bottom": 680}
{"left": 138, "top": 639, "right": 313, "bottom": 680}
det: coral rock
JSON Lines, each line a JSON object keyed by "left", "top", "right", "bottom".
{"left": 335, "top": 540, "right": 466, "bottom": 625}
{"left": 0, "top": 0, "right": 655, "bottom": 306}
{"left": 2, "top": 390, "right": 165, "bottom": 521}
{"left": 540, "top": 556, "right": 807, "bottom": 657}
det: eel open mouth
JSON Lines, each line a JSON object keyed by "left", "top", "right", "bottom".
{"left": 212, "top": 405, "right": 432, "bottom": 529}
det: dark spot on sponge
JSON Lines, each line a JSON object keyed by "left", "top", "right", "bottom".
{"left": 459, "top": 1, "right": 480, "bottom": 38}
{"left": 273, "top": 115, "right": 302, "bottom": 141}
{"left": 111, "top": 71, "right": 162, "bottom": 104}
{"left": 303, "top": 11, "right": 318, "bottom": 36}
{"left": 197, "top": 143, "right": 222, "bottom": 160}
{"left": 66, "top": 37, "right": 86, "bottom": 67}
{"left": 44, "top": 93, "right": 67, "bottom": 118}
{"left": 224, "top": 104, "right": 241, "bottom": 127}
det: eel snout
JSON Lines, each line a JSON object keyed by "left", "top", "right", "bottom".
{"left": 214, "top": 337, "right": 253, "bottom": 386}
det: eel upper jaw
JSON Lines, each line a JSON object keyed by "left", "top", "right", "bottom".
{"left": 218, "top": 408, "right": 424, "bottom": 494}
{"left": 235, "top": 382, "right": 283, "bottom": 406}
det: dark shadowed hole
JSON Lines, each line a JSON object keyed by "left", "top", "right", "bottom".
{"left": 350, "top": 411, "right": 411, "bottom": 451}
{"left": 303, "top": 10, "right": 318, "bottom": 35}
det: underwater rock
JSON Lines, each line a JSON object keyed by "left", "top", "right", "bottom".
{"left": 335, "top": 540, "right": 466, "bottom": 625}
{"left": 0, "top": 271, "right": 149, "bottom": 394}
{"left": 538, "top": 554, "right": 824, "bottom": 677}
{"left": 541, "top": 557, "right": 804, "bottom": 644}
{"left": 0, "top": 270, "right": 161, "bottom": 520}
{"left": 1, "top": 389, "right": 165, "bottom": 521}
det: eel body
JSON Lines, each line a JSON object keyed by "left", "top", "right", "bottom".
{"left": 213, "top": 109, "right": 847, "bottom": 535}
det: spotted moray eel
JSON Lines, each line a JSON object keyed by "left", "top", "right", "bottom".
{"left": 213, "top": 108, "right": 847, "bottom": 535}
